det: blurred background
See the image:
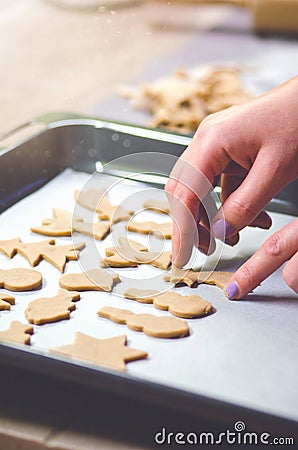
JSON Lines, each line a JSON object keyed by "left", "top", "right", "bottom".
{"left": 1, "top": 0, "right": 297, "bottom": 135}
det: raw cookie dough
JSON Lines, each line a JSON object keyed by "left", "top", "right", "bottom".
{"left": 143, "top": 199, "right": 170, "bottom": 214}
{"left": 122, "top": 288, "right": 160, "bottom": 304}
{"left": 164, "top": 268, "right": 232, "bottom": 295}
{"left": 51, "top": 333, "right": 147, "bottom": 372}
{"left": 102, "top": 238, "right": 171, "bottom": 270}
{"left": 0, "top": 238, "right": 85, "bottom": 272}
{"left": 126, "top": 221, "right": 172, "bottom": 239}
{"left": 31, "top": 208, "right": 110, "bottom": 240}
{"left": 74, "top": 189, "right": 134, "bottom": 224}
{"left": 59, "top": 268, "right": 120, "bottom": 292}
{"left": 121, "top": 65, "right": 251, "bottom": 133}
{"left": 124, "top": 288, "right": 213, "bottom": 318}
{"left": 0, "top": 321, "right": 34, "bottom": 345}
{"left": 25, "top": 289, "right": 80, "bottom": 325}
{"left": 0, "top": 268, "right": 42, "bottom": 291}
{"left": 98, "top": 306, "right": 189, "bottom": 338}
{"left": 0, "top": 293, "right": 15, "bottom": 311}
{"left": 74, "top": 188, "right": 106, "bottom": 212}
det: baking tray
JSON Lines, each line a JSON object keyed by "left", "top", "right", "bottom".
{"left": 0, "top": 114, "right": 297, "bottom": 437}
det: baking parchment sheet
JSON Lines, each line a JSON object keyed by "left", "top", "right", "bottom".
{"left": 0, "top": 168, "right": 297, "bottom": 422}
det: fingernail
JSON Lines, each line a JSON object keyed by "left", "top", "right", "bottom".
{"left": 226, "top": 281, "right": 239, "bottom": 300}
{"left": 213, "top": 219, "right": 236, "bottom": 240}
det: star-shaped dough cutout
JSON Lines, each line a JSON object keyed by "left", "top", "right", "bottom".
{"left": 0, "top": 293, "right": 15, "bottom": 311}
{"left": 51, "top": 333, "right": 147, "bottom": 371}
{"left": 0, "top": 321, "right": 34, "bottom": 345}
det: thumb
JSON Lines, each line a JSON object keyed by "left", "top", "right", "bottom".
{"left": 212, "top": 152, "right": 284, "bottom": 240}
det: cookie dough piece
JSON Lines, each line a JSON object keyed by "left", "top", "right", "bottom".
{"left": 98, "top": 306, "right": 189, "bottom": 338}
{"left": 74, "top": 189, "right": 134, "bottom": 224}
{"left": 126, "top": 221, "right": 172, "bottom": 239}
{"left": 0, "top": 321, "right": 34, "bottom": 345}
{"left": 98, "top": 306, "right": 134, "bottom": 324}
{"left": 124, "top": 288, "right": 212, "bottom": 318}
{"left": 74, "top": 188, "right": 106, "bottom": 212}
{"left": 143, "top": 199, "right": 170, "bottom": 214}
{"left": 135, "top": 251, "right": 172, "bottom": 270}
{"left": 102, "top": 238, "right": 171, "bottom": 270}
{"left": 51, "top": 333, "right": 147, "bottom": 372}
{"left": 97, "top": 202, "right": 134, "bottom": 224}
{"left": 164, "top": 267, "right": 232, "bottom": 294}
{"left": 123, "top": 288, "right": 160, "bottom": 304}
{"left": 31, "top": 208, "right": 73, "bottom": 236}
{"left": 31, "top": 208, "right": 110, "bottom": 241}
{"left": 73, "top": 220, "right": 111, "bottom": 241}
{"left": 0, "top": 268, "right": 42, "bottom": 291}
{"left": 59, "top": 268, "right": 120, "bottom": 292}
{"left": 25, "top": 289, "right": 81, "bottom": 325}
{"left": 0, "top": 238, "right": 85, "bottom": 272}
{"left": 0, "top": 293, "right": 15, "bottom": 311}
{"left": 154, "top": 292, "right": 212, "bottom": 318}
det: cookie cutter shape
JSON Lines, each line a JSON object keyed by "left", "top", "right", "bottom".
{"left": 31, "top": 208, "right": 110, "bottom": 241}
{"left": 126, "top": 221, "right": 172, "bottom": 239}
{"left": 124, "top": 288, "right": 212, "bottom": 318}
{"left": 0, "top": 293, "right": 15, "bottom": 311}
{"left": 0, "top": 238, "right": 85, "bottom": 272}
{"left": 0, "top": 268, "right": 42, "bottom": 291}
{"left": 51, "top": 333, "right": 148, "bottom": 372}
{"left": 0, "top": 321, "right": 34, "bottom": 345}
{"left": 102, "top": 238, "right": 171, "bottom": 270}
{"left": 164, "top": 268, "right": 232, "bottom": 294}
{"left": 59, "top": 268, "right": 120, "bottom": 292}
{"left": 25, "top": 289, "right": 81, "bottom": 325}
{"left": 142, "top": 199, "right": 170, "bottom": 214}
{"left": 122, "top": 288, "right": 159, "bottom": 304}
{"left": 98, "top": 306, "right": 189, "bottom": 339}
{"left": 74, "top": 189, "right": 134, "bottom": 224}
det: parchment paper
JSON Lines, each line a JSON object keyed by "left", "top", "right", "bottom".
{"left": 0, "top": 168, "right": 297, "bottom": 423}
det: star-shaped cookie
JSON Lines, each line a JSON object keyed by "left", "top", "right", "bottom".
{"left": 51, "top": 333, "right": 147, "bottom": 371}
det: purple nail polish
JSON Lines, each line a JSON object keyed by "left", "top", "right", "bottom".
{"left": 226, "top": 282, "right": 239, "bottom": 300}
{"left": 213, "top": 219, "right": 235, "bottom": 240}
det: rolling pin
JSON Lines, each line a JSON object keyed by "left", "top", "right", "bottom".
{"left": 158, "top": 0, "right": 298, "bottom": 33}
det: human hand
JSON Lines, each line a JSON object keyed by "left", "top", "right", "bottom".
{"left": 166, "top": 76, "right": 298, "bottom": 296}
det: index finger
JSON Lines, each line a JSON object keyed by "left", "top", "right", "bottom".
{"left": 166, "top": 132, "right": 230, "bottom": 266}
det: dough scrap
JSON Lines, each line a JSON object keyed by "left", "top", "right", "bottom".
{"left": 126, "top": 221, "right": 172, "bottom": 239}
{"left": 121, "top": 65, "right": 251, "bottom": 133}
{"left": 0, "top": 268, "right": 42, "bottom": 291}
{"left": 98, "top": 306, "right": 189, "bottom": 339}
{"left": 25, "top": 289, "right": 80, "bottom": 325}
{"left": 0, "top": 293, "right": 15, "bottom": 311}
{"left": 59, "top": 268, "right": 120, "bottom": 292}
{"left": 0, "top": 238, "right": 85, "bottom": 272}
{"left": 124, "top": 288, "right": 212, "bottom": 318}
{"left": 102, "top": 238, "right": 171, "bottom": 270}
{"left": 74, "top": 189, "right": 134, "bottom": 224}
{"left": 31, "top": 208, "right": 110, "bottom": 241}
{"left": 143, "top": 199, "right": 170, "bottom": 214}
{"left": 51, "top": 332, "right": 147, "bottom": 372}
{"left": 0, "top": 321, "right": 34, "bottom": 345}
{"left": 164, "top": 267, "right": 232, "bottom": 294}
